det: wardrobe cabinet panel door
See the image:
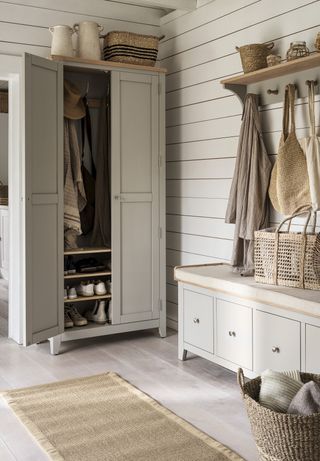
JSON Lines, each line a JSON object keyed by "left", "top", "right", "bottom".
{"left": 24, "top": 54, "right": 64, "bottom": 346}
{"left": 306, "top": 324, "right": 320, "bottom": 373}
{"left": 111, "top": 72, "right": 160, "bottom": 324}
{"left": 254, "top": 310, "right": 301, "bottom": 373}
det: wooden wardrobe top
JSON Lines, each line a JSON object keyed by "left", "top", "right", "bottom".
{"left": 49, "top": 55, "right": 167, "bottom": 74}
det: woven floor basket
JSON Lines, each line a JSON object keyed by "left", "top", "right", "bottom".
{"left": 255, "top": 211, "right": 320, "bottom": 290}
{"left": 238, "top": 368, "right": 320, "bottom": 461}
{"left": 103, "top": 31, "right": 159, "bottom": 66}
{"left": 236, "top": 42, "right": 274, "bottom": 73}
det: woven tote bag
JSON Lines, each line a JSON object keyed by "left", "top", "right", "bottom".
{"left": 300, "top": 81, "right": 320, "bottom": 211}
{"left": 254, "top": 211, "right": 320, "bottom": 290}
{"left": 238, "top": 368, "right": 320, "bottom": 461}
{"left": 269, "top": 84, "right": 311, "bottom": 214}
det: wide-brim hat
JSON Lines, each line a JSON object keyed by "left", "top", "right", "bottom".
{"left": 64, "top": 80, "right": 85, "bottom": 120}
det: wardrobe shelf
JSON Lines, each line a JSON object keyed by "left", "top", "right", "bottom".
{"left": 49, "top": 55, "right": 167, "bottom": 74}
{"left": 64, "top": 294, "right": 112, "bottom": 303}
{"left": 64, "top": 247, "right": 112, "bottom": 256}
{"left": 64, "top": 271, "right": 112, "bottom": 280}
{"left": 67, "top": 322, "right": 112, "bottom": 333}
{"left": 220, "top": 53, "right": 320, "bottom": 86}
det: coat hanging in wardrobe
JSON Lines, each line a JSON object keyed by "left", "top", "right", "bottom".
{"left": 225, "top": 93, "right": 272, "bottom": 276}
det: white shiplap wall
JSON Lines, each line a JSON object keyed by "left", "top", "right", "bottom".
{"left": 0, "top": 0, "right": 163, "bottom": 57}
{"left": 160, "top": 0, "right": 320, "bottom": 329}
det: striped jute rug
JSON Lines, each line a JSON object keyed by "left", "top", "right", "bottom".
{"left": 2, "top": 372, "right": 244, "bottom": 461}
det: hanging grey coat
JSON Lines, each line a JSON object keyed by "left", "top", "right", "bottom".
{"left": 225, "top": 94, "right": 272, "bottom": 276}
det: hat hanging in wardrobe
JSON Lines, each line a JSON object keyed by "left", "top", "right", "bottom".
{"left": 64, "top": 80, "right": 86, "bottom": 120}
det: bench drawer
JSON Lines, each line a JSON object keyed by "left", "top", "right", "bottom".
{"left": 216, "top": 299, "right": 252, "bottom": 370}
{"left": 254, "top": 311, "right": 300, "bottom": 373}
{"left": 183, "top": 289, "right": 214, "bottom": 353}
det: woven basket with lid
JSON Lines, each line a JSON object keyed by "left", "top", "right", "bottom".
{"left": 238, "top": 368, "right": 320, "bottom": 461}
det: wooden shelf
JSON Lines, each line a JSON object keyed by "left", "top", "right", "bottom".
{"left": 49, "top": 55, "right": 167, "bottom": 74}
{"left": 64, "top": 271, "right": 112, "bottom": 280}
{"left": 64, "top": 247, "right": 111, "bottom": 256}
{"left": 64, "top": 294, "right": 112, "bottom": 303}
{"left": 220, "top": 52, "right": 320, "bottom": 86}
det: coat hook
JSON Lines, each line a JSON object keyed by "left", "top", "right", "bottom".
{"left": 306, "top": 79, "right": 318, "bottom": 86}
{"left": 267, "top": 89, "right": 279, "bottom": 95}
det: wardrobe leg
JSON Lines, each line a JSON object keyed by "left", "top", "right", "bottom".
{"left": 49, "top": 335, "right": 61, "bottom": 355}
{"left": 178, "top": 348, "right": 187, "bottom": 361}
{"left": 158, "top": 321, "right": 167, "bottom": 338}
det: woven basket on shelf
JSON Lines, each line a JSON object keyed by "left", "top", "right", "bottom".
{"left": 254, "top": 211, "right": 320, "bottom": 290}
{"left": 103, "top": 31, "right": 159, "bottom": 66}
{"left": 236, "top": 42, "right": 274, "bottom": 73}
{"left": 238, "top": 368, "right": 320, "bottom": 461}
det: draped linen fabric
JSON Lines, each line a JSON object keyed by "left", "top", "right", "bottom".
{"left": 64, "top": 119, "right": 87, "bottom": 235}
{"left": 225, "top": 94, "right": 272, "bottom": 276}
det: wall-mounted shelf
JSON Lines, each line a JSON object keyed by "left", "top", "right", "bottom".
{"left": 64, "top": 271, "right": 112, "bottom": 280}
{"left": 64, "top": 247, "right": 112, "bottom": 256}
{"left": 220, "top": 52, "right": 320, "bottom": 106}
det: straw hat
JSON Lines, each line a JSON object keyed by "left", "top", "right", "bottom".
{"left": 64, "top": 80, "right": 85, "bottom": 120}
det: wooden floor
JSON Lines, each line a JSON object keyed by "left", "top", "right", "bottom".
{"left": 0, "top": 329, "right": 259, "bottom": 461}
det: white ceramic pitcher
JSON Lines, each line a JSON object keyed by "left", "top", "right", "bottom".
{"left": 74, "top": 21, "right": 103, "bottom": 60}
{"left": 49, "top": 25, "right": 74, "bottom": 57}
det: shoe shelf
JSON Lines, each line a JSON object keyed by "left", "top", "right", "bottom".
{"left": 64, "top": 247, "right": 112, "bottom": 256}
{"left": 64, "top": 294, "right": 112, "bottom": 303}
{"left": 64, "top": 271, "right": 112, "bottom": 280}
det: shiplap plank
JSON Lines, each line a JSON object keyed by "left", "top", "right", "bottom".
{"left": 167, "top": 215, "right": 234, "bottom": 239}
{"left": 160, "top": 0, "right": 316, "bottom": 60}
{"left": 166, "top": 95, "right": 242, "bottom": 127}
{"left": 166, "top": 249, "right": 228, "bottom": 267}
{"left": 166, "top": 179, "right": 232, "bottom": 198}
{"left": 167, "top": 231, "right": 233, "bottom": 260}
{"left": 166, "top": 266, "right": 176, "bottom": 286}
{"left": 166, "top": 137, "right": 239, "bottom": 161}
{"left": 166, "top": 82, "right": 232, "bottom": 109}
{"left": 167, "top": 300, "right": 178, "bottom": 322}
{"left": 167, "top": 197, "right": 228, "bottom": 218}
{"left": 166, "top": 158, "right": 236, "bottom": 179}
{"left": 0, "top": 41, "right": 48, "bottom": 57}
{"left": 0, "top": 0, "right": 163, "bottom": 25}
{"left": 167, "top": 283, "right": 178, "bottom": 304}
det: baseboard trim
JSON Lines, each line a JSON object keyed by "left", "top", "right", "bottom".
{"left": 167, "top": 317, "right": 178, "bottom": 331}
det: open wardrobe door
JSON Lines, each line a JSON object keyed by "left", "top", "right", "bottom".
{"left": 23, "top": 54, "right": 64, "bottom": 346}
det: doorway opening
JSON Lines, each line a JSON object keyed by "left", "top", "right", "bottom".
{"left": 0, "top": 80, "right": 9, "bottom": 337}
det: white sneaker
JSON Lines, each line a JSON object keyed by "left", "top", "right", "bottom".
{"left": 85, "top": 300, "right": 107, "bottom": 324}
{"left": 66, "top": 305, "right": 88, "bottom": 327}
{"left": 76, "top": 282, "right": 94, "bottom": 297}
{"left": 94, "top": 280, "right": 107, "bottom": 295}
{"left": 64, "top": 309, "right": 74, "bottom": 328}
{"left": 68, "top": 287, "right": 77, "bottom": 299}
{"left": 64, "top": 288, "right": 68, "bottom": 300}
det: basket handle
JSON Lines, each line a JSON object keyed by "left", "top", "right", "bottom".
{"left": 235, "top": 46, "right": 240, "bottom": 52}
{"left": 237, "top": 368, "right": 246, "bottom": 396}
{"left": 266, "top": 41, "right": 274, "bottom": 50}
{"left": 276, "top": 210, "right": 313, "bottom": 234}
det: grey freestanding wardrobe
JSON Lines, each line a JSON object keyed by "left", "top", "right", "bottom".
{"left": 23, "top": 53, "right": 166, "bottom": 354}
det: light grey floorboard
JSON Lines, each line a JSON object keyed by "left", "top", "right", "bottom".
{"left": 0, "top": 330, "right": 259, "bottom": 461}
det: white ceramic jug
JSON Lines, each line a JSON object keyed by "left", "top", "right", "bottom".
{"left": 74, "top": 21, "right": 103, "bottom": 60}
{"left": 49, "top": 25, "right": 74, "bottom": 57}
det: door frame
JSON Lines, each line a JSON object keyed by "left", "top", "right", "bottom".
{"left": 0, "top": 55, "right": 23, "bottom": 343}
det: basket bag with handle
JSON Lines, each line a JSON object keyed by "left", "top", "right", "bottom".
{"left": 269, "top": 84, "right": 311, "bottom": 214}
{"left": 238, "top": 368, "right": 320, "bottom": 461}
{"left": 236, "top": 42, "right": 274, "bottom": 73}
{"left": 300, "top": 80, "right": 320, "bottom": 211}
{"left": 254, "top": 211, "right": 320, "bottom": 290}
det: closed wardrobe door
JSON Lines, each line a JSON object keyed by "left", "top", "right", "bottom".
{"left": 112, "top": 71, "right": 160, "bottom": 324}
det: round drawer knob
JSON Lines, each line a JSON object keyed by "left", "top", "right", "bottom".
{"left": 228, "top": 331, "right": 236, "bottom": 337}
{"left": 272, "top": 346, "right": 280, "bottom": 353}
{"left": 193, "top": 318, "right": 200, "bottom": 324}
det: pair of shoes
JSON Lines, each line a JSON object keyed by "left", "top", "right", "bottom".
{"left": 85, "top": 300, "right": 108, "bottom": 324}
{"left": 64, "top": 258, "right": 76, "bottom": 276}
{"left": 65, "top": 286, "right": 77, "bottom": 300}
{"left": 76, "top": 280, "right": 107, "bottom": 297}
{"left": 64, "top": 305, "right": 88, "bottom": 328}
